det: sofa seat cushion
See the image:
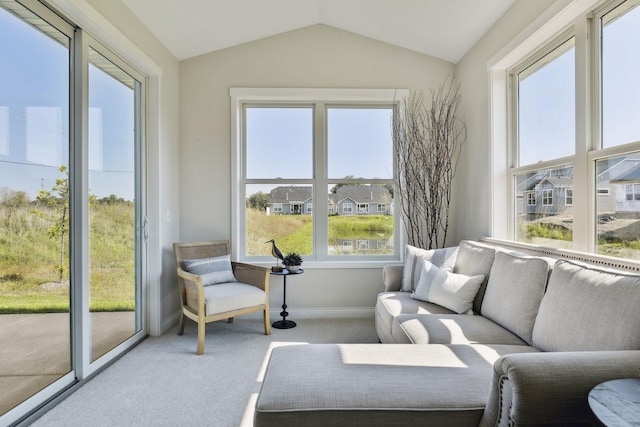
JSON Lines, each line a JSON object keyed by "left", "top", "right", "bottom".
{"left": 375, "top": 292, "right": 455, "bottom": 343}
{"left": 255, "top": 343, "right": 540, "bottom": 427}
{"left": 394, "top": 314, "right": 528, "bottom": 345}
{"left": 532, "top": 259, "right": 640, "bottom": 351}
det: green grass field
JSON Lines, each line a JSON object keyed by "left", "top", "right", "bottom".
{"left": 246, "top": 208, "right": 393, "bottom": 256}
{"left": 0, "top": 201, "right": 135, "bottom": 313}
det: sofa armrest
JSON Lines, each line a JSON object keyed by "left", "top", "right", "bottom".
{"left": 382, "top": 264, "right": 404, "bottom": 292}
{"left": 480, "top": 350, "right": 640, "bottom": 427}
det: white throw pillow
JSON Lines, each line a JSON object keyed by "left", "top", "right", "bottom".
{"left": 411, "top": 260, "right": 485, "bottom": 314}
{"left": 183, "top": 255, "right": 236, "bottom": 286}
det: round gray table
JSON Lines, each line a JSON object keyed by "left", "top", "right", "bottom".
{"left": 588, "top": 378, "right": 640, "bottom": 426}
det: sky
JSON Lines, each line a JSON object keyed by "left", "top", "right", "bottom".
{"left": 0, "top": 6, "right": 136, "bottom": 201}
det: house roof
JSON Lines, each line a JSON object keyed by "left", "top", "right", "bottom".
{"left": 611, "top": 165, "right": 640, "bottom": 183}
{"left": 335, "top": 186, "right": 390, "bottom": 204}
{"left": 121, "top": 0, "right": 517, "bottom": 63}
{"left": 268, "top": 186, "right": 312, "bottom": 203}
{"left": 539, "top": 177, "right": 573, "bottom": 188}
{"left": 269, "top": 185, "right": 391, "bottom": 204}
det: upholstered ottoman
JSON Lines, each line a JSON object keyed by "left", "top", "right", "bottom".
{"left": 254, "top": 343, "right": 538, "bottom": 427}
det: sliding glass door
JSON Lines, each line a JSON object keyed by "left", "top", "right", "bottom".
{"left": 0, "top": 1, "right": 147, "bottom": 424}
{"left": 0, "top": 1, "right": 73, "bottom": 418}
{"left": 87, "top": 46, "right": 143, "bottom": 362}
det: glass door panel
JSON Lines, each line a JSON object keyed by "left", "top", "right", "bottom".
{"left": 0, "top": 1, "right": 72, "bottom": 417}
{"left": 87, "top": 48, "right": 141, "bottom": 362}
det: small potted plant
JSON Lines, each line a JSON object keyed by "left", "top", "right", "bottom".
{"left": 282, "top": 252, "right": 303, "bottom": 273}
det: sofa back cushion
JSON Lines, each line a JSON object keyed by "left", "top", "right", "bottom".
{"left": 453, "top": 240, "right": 496, "bottom": 313}
{"left": 532, "top": 259, "right": 640, "bottom": 351}
{"left": 481, "top": 251, "right": 551, "bottom": 345}
{"left": 401, "top": 245, "right": 458, "bottom": 292}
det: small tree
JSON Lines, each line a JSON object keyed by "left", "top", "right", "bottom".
{"left": 393, "top": 76, "right": 466, "bottom": 249}
{"left": 247, "top": 191, "right": 269, "bottom": 211}
{"left": 34, "top": 165, "right": 69, "bottom": 283}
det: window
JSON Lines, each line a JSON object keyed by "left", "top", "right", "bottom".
{"left": 511, "top": 36, "right": 575, "bottom": 249}
{"left": 565, "top": 188, "right": 573, "bottom": 206}
{"left": 233, "top": 88, "right": 404, "bottom": 261}
{"left": 527, "top": 193, "right": 536, "bottom": 206}
{"left": 377, "top": 203, "right": 387, "bottom": 213}
{"left": 501, "top": 0, "right": 640, "bottom": 259}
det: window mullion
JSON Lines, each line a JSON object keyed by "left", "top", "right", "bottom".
{"left": 315, "top": 103, "right": 328, "bottom": 260}
{"left": 574, "top": 15, "right": 592, "bottom": 252}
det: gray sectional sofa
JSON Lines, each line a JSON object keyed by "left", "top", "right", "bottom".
{"left": 254, "top": 240, "right": 640, "bottom": 426}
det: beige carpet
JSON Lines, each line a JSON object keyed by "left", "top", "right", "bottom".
{"left": 32, "top": 317, "right": 378, "bottom": 426}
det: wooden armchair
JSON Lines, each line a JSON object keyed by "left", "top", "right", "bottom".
{"left": 173, "top": 240, "right": 270, "bottom": 355}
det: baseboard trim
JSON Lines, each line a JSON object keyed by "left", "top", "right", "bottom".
{"left": 272, "top": 307, "right": 375, "bottom": 319}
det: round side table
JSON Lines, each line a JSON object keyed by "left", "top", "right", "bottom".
{"left": 270, "top": 268, "right": 303, "bottom": 329}
{"left": 588, "top": 378, "right": 640, "bottom": 426}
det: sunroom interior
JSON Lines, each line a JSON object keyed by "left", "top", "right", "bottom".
{"left": 2, "top": 0, "right": 640, "bottom": 425}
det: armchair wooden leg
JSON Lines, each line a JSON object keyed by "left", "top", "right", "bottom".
{"left": 264, "top": 309, "right": 271, "bottom": 335}
{"left": 197, "top": 319, "right": 205, "bottom": 355}
{"left": 178, "top": 313, "right": 186, "bottom": 336}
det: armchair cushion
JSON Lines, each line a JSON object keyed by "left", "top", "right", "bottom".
{"left": 183, "top": 254, "right": 236, "bottom": 286}
{"left": 202, "top": 282, "right": 266, "bottom": 316}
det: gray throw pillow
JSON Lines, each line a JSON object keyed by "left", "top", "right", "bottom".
{"left": 481, "top": 251, "right": 551, "bottom": 345}
{"left": 183, "top": 255, "right": 236, "bottom": 286}
{"left": 453, "top": 240, "right": 496, "bottom": 313}
{"left": 532, "top": 259, "right": 640, "bottom": 351}
{"left": 401, "top": 245, "right": 458, "bottom": 292}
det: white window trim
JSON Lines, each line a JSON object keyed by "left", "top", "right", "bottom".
{"left": 565, "top": 188, "right": 574, "bottom": 206}
{"left": 377, "top": 203, "right": 386, "bottom": 212}
{"left": 230, "top": 88, "right": 408, "bottom": 265}
{"left": 343, "top": 202, "right": 353, "bottom": 214}
{"left": 542, "top": 189, "right": 554, "bottom": 206}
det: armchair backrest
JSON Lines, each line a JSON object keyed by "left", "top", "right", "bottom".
{"left": 174, "top": 240, "right": 230, "bottom": 266}
{"left": 173, "top": 240, "right": 232, "bottom": 306}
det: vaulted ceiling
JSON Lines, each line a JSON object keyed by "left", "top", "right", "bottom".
{"left": 121, "top": 0, "right": 518, "bottom": 63}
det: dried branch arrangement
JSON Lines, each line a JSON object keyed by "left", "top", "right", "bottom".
{"left": 393, "top": 76, "right": 466, "bottom": 249}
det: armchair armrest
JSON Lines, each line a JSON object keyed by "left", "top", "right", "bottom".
{"left": 480, "top": 350, "right": 640, "bottom": 427}
{"left": 232, "top": 262, "right": 270, "bottom": 293}
{"left": 176, "top": 267, "right": 206, "bottom": 314}
{"left": 382, "top": 264, "right": 403, "bottom": 292}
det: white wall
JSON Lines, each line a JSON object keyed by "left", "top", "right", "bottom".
{"left": 179, "top": 24, "right": 455, "bottom": 315}
{"left": 81, "top": 0, "right": 182, "bottom": 333}
{"left": 453, "top": 0, "right": 557, "bottom": 242}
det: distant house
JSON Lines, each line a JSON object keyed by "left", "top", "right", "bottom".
{"left": 267, "top": 186, "right": 313, "bottom": 215}
{"left": 515, "top": 158, "right": 640, "bottom": 220}
{"left": 598, "top": 157, "right": 640, "bottom": 215}
{"left": 267, "top": 185, "right": 392, "bottom": 215}
{"left": 332, "top": 185, "right": 391, "bottom": 216}
{"left": 516, "top": 168, "right": 573, "bottom": 219}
